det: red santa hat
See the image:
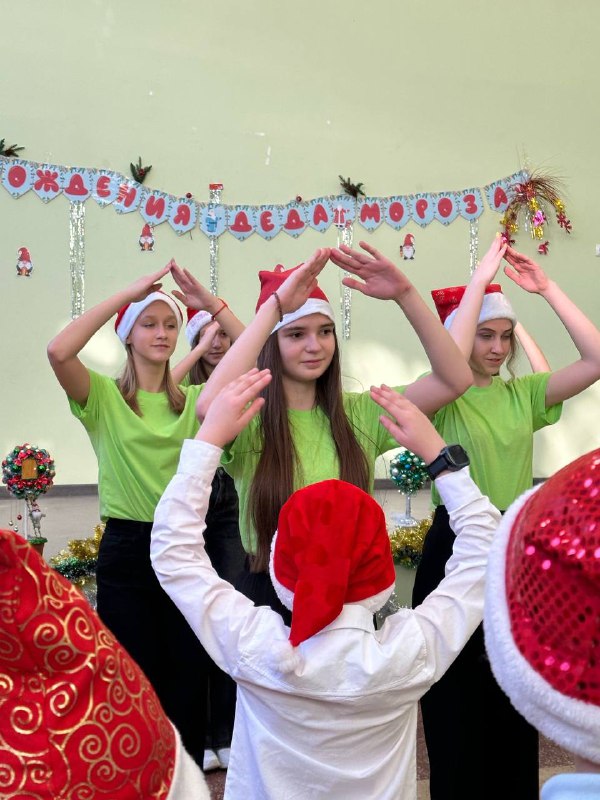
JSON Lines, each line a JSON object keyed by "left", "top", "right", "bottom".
{"left": 484, "top": 449, "right": 600, "bottom": 765}
{"left": 431, "top": 283, "right": 516, "bottom": 330}
{"left": 0, "top": 529, "right": 209, "bottom": 800}
{"left": 141, "top": 223, "right": 153, "bottom": 238}
{"left": 185, "top": 308, "right": 213, "bottom": 346}
{"left": 114, "top": 291, "right": 183, "bottom": 344}
{"left": 18, "top": 246, "right": 31, "bottom": 261}
{"left": 256, "top": 264, "right": 335, "bottom": 333}
{"left": 269, "top": 479, "right": 396, "bottom": 646}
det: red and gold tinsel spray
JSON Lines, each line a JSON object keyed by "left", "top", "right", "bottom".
{"left": 500, "top": 172, "right": 572, "bottom": 254}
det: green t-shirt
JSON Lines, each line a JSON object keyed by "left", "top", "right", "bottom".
{"left": 432, "top": 373, "right": 562, "bottom": 510}
{"left": 69, "top": 369, "right": 203, "bottom": 521}
{"left": 223, "top": 387, "right": 404, "bottom": 553}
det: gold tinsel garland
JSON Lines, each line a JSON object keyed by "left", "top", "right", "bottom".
{"left": 49, "top": 524, "right": 104, "bottom": 584}
{"left": 389, "top": 517, "right": 431, "bottom": 569}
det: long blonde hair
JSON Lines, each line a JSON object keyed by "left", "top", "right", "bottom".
{"left": 117, "top": 347, "right": 185, "bottom": 415}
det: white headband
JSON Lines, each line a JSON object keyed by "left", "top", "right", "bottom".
{"left": 115, "top": 292, "right": 183, "bottom": 344}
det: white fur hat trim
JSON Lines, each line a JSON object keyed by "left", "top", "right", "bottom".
{"left": 116, "top": 292, "right": 183, "bottom": 344}
{"left": 272, "top": 298, "right": 335, "bottom": 334}
{"left": 484, "top": 484, "right": 600, "bottom": 764}
{"left": 186, "top": 310, "right": 213, "bottom": 346}
{"left": 444, "top": 291, "right": 517, "bottom": 330}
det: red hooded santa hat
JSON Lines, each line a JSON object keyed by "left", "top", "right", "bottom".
{"left": 114, "top": 291, "right": 183, "bottom": 344}
{"left": 269, "top": 479, "right": 396, "bottom": 646}
{"left": 484, "top": 449, "right": 600, "bottom": 765}
{"left": 256, "top": 264, "right": 335, "bottom": 333}
{"left": 0, "top": 529, "right": 209, "bottom": 799}
{"left": 185, "top": 308, "right": 214, "bottom": 346}
{"left": 432, "top": 283, "right": 516, "bottom": 330}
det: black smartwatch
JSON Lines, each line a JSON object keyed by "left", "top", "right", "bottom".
{"left": 425, "top": 445, "right": 470, "bottom": 480}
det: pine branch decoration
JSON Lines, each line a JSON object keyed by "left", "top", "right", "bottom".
{"left": 339, "top": 175, "right": 366, "bottom": 198}
{"left": 0, "top": 138, "right": 25, "bottom": 157}
{"left": 130, "top": 156, "right": 152, "bottom": 184}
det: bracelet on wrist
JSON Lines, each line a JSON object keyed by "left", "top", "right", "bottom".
{"left": 212, "top": 299, "right": 228, "bottom": 320}
{"left": 272, "top": 291, "right": 284, "bottom": 323}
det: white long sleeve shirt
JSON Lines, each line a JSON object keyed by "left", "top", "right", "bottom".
{"left": 151, "top": 440, "right": 500, "bottom": 800}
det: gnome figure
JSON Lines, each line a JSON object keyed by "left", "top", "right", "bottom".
{"left": 139, "top": 223, "right": 155, "bottom": 252}
{"left": 16, "top": 247, "right": 33, "bottom": 276}
{"left": 401, "top": 233, "right": 415, "bottom": 260}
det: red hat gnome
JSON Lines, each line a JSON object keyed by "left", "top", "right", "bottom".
{"left": 269, "top": 479, "right": 396, "bottom": 646}
{"left": 432, "top": 283, "right": 516, "bottom": 330}
{"left": 256, "top": 264, "right": 335, "bottom": 333}
{"left": 484, "top": 449, "right": 600, "bottom": 767}
{"left": 0, "top": 529, "right": 209, "bottom": 800}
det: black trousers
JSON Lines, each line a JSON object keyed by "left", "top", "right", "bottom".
{"left": 203, "top": 468, "right": 246, "bottom": 750}
{"left": 97, "top": 517, "right": 209, "bottom": 769}
{"left": 412, "top": 505, "right": 539, "bottom": 800}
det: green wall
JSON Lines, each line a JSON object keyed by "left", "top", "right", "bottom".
{"left": 2, "top": 0, "right": 599, "bottom": 485}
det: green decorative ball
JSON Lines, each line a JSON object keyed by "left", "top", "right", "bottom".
{"left": 389, "top": 449, "right": 428, "bottom": 495}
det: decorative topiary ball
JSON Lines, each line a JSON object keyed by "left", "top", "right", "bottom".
{"left": 389, "top": 449, "right": 427, "bottom": 496}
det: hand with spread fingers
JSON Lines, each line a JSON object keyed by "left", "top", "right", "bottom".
{"left": 503, "top": 246, "right": 550, "bottom": 294}
{"left": 276, "top": 248, "right": 331, "bottom": 313}
{"left": 125, "top": 262, "right": 174, "bottom": 303}
{"left": 170, "top": 261, "right": 220, "bottom": 313}
{"left": 330, "top": 241, "right": 413, "bottom": 301}
{"left": 196, "top": 368, "right": 272, "bottom": 448}
{"left": 470, "top": 236, "right": 508, "bottom": 287}
{"left": 370, "top": 384, "right": 445, "bottom": 464}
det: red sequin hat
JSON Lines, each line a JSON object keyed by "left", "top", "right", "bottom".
{"left": 431, "top": 283, "right": 516, "bottom": 329}
{"left": 0, "top": 529, "right": 209, "bottom": 799}
{"left": 256, "top": 264, "right": 334, "bottom": 333}
{"left": 269, "top": 479, "right": 396, "bottom": 646}
{"left": 484, "top": 449, "right": 600, "bottom": 764}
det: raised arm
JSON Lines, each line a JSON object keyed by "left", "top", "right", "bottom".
{"left": 150, "top": 369, "right": 296, "bottom": 676}
{"left": 170, "top": 263, "right": 245, "bottom": 343}
{"left": 513, "top": 321, "right": 550, "bottom": 373}
{"left": 196, "top": 248, "right": 330, "bottom": 419}
{"left": 330, "top": 242, "right": 472, "bottom": 416}
{"left": 504, "top": 246, "right": 600, "bottom": 406}
{"left": 171, "top": 320, "right": 220, "bottom": 385}
{"left": 443, "top": 236, "right": 508, "bottom": 359}
{"left": 47, "top": 263, "right": 172, "bottom": 404}
{"left": 370, "top": 384, "right": 501, "bottom": 682}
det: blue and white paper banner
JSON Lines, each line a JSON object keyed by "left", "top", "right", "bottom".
{"left": 0, "top": 157, "right": 527, "bottom": 239}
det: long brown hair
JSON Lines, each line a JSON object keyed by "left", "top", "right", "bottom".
{"left": 188, "top": 337, "right": 212, "bottom": 385}
{"left": 117, "top": 347, "right": 185, "bottom": 416}
{"left": 248, "top": 331, "right": 370, "bottom": 571}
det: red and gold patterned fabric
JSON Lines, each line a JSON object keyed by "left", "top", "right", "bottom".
{"left": 0, "top": 529, "right": 177, "bottom": 799}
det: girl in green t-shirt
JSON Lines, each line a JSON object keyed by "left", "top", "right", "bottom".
{"left": 413, "top": 236, "right": 600, "bottom": 800}
{"left": 47, "top": 262, "right": 243, "bottom": 772}
{"left": 183, "top": 245, "right": 473, "bottom": 618}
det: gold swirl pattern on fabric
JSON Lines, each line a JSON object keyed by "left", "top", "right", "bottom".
{"left": 0, "top": 529, "right": 176, "bottom": 798}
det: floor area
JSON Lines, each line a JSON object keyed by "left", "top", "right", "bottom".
{"left": 1, "top": 487, "right": 574, "bottom": 797}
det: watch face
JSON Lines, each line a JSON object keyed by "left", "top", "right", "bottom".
{"left": 446, "top": 444, "right": 470, "bottom": 468}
